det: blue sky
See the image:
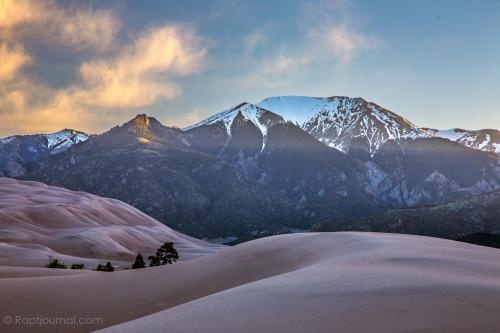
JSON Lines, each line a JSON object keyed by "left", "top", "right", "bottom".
{"left": 0, "top": 0, "right": 499, "bottom": 136}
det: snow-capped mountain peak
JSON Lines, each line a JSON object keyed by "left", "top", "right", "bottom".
{"left": 258, "top": 95, "right": 429, "bottom": 156}
{"left": 185, "top": 102, "right": 284, "bottom": 137}
{"left": 0, "top": 129, "right": 89, "bottom": 154}
{"left": 44, "top": 129, "right": 89, "bottom": 153}
{"left": 0, "top": 129, "right": 90, "bottom": 177}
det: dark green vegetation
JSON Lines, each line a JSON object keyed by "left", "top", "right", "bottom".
{"left": 46, "top": 258, "right": 67, "bottom": 269}
{"left": 314, "top": 190, "right": 500, "bottom": 240}
{"left": 456, "top": 232, "right": 500, "bottom": 249}
{"left": 96, "top": 262, "right": 115, "bottom": 272}
{"left": 46, "top": 255, "right": 86, "bottom": 270}
{"left": 132, "top": 253, "right": 146, "bottom": 269}
{"left": 148, "top": 242, "right": 179, "bottom": 266}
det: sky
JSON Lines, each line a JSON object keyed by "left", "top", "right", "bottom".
{"left": 0, "top": 0, "right": 499, "bottom": 136}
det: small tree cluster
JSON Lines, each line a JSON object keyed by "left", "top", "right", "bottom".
{"left": 148, "top": 242, "right": 179, "bottom": 267}
{"left": 96, "top": 261, "right": 114, "bottom": 272}
{"left": 46, "top": 254, "right": 88, "bottom": 270}
{"left": 46, "top": 258, "right": 67, "bottom": 269}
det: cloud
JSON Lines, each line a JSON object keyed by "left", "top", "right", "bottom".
{"left": 243, "top": 52, "right": 311, "bottom": 87}
{"left": 0, "top": 22, "right": 206, "bottom": 136}
{"left": 240, "top": 0, "right": 381, "bottom": 88}
{"left": 243, "top": 31, "right": 266, "bottom": 53}
{"left": 0, "top": 0, "right": 120, "bottom": 50}
{"left": 74, "top": 25, "right": 205, "bottom": 108}
{"left": 0, "top": 0, "right": 119, "bottom": 135}
{"left": 0, "top": 1, "right": 206, "bottom": 136}
{"left": 0, "top": 0, "right": 43, "bottom": 29}
{"left": 316, "top": 23, "right": 381, "bottom": 65}
{"left": 0, "top": 42, "right": 31, "bottom": 81}
{"left": 0, "top": 90, "right": 85, "bottom": 135}
{"left": 303, "top": 0, "right": 382, "bottom": 65}
{"left": 168, "top": 107, "right": 205, "bottom": 128}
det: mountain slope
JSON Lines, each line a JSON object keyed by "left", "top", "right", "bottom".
{"left": 422, "top": 128, "right": 500, "bottom": 154}
{"left": 184, "top": 103, "right": 284, "bottom": 154}
{"left": 258, "top": 122, "right": 379, "bottom": 221}
{"left": 0, "top": 129, "right": 88, "bottom": 152}
{"left": 258, "top": 96, "right": 429, "bottom": 156}
{"left": 0, "top": 129, "right": 89, "bottom": 177}
{"left": 185, "top": 103, "right": 283, "bottom": 138}
{"left": 365, "top": 137, "right": 500, "bottom": 206}
{"left": 315, "top": 189, "right": 500, "bottom": 239}
{"left": 94, "top": 114, "right": 185, "bottom": 147}
{"left": 0, "top": 178, "right": 222, "bottom": 267}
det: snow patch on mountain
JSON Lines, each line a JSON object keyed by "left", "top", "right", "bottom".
{"left": 0, "top": 129, "right": 89, "bottom": 154}
{"left": 0, "top": 136, "right": 15, "bottom": 144}
{"left": 184, "top": 103, "right": 285, "bottom": 150}
{"left": 422, "top": 128, "right": 500, "bottom": 154}
{"left": 45, "top": 129, "right": 89, "bottom": 154}
{"left": 425, "top": 170, "right": 448, "bottom": 183}
{"left": 422, "top": 129, "right": 467, "bottom": 141}
{"left": 363, "top": 161, "right": 387, "bottom": 195}
{"left": 185, "top": 103, "right": 273, "bottom": 136}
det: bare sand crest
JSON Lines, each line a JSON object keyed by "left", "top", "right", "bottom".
{"left": 1, "top": 232, "right": 500, "bottom": 333}
{"left": 97, "top": 232, "right": 500, "bottom": 333}
{"left": 0, "top": 177, "right": 223, "bottom": 268}
{"left": 0, "top": 265, "right": 96, "bottom": 278}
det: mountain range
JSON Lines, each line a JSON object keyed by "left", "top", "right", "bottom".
{"left": 1, "top": 95, "right": 499, "bottom": 242}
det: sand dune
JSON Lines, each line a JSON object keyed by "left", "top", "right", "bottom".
{"left": 1, "top": 232, "right": 500, "bottom": 332}
{"left": 0, "top": 178, "right": 223, "bottom": 268}
{"left": 0, "top": 265, "right": 96, "bottom": 278}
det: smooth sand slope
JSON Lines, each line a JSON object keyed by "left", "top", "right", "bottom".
{"left": 2, "top": 232, "right": 500, "bottom": 332}
{"left": 0, "top": 178, "right": 223, "bottom": 267}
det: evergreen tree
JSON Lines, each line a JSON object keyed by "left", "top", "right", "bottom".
{"left": 132, "top": 253, "right": 146, "bottom": 269}
{"left": 148, "top": 242, "right": 179, "bottom": 266}
{"left": 95, "top": 262, "right": 114, "bottom": 272}
{"left": 148, "top": 253, "right": 161, "bottom": 267}
{"left": 159, "top": 242, "right": 179, "bottom": 264}
{"left": 104, "top": 261, "right": 115, "bottom": 272}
